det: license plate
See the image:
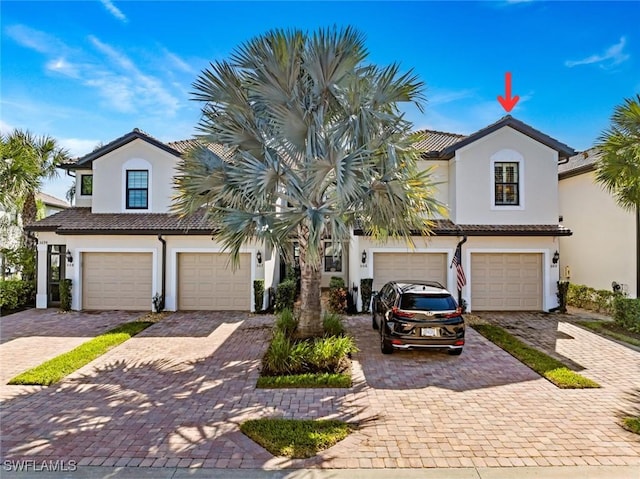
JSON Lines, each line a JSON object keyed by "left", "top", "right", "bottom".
{"left": 421, "top": 327, "right": 438, "bottom": 337}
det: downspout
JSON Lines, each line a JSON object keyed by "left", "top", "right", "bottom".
{"left": 157, "top": 234, "right": 166, "bottom": 311}
{"left": 454, "top": 233, "right": 467, "bottom": 308}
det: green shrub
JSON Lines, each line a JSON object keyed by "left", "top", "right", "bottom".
{"left": 328, "top": 276, "right": 347, "bottom": 314}
{"left": 0, "top": 279, "right": 35, "bottom": 312}
{"left": 308, "top": 336, "right": 357, "bottom": 372}
{"left": 59, "top": 279, "right": 72, "bottom": 312}
{"left": 567, "top": 283, "right": 618, "bottom": 314}
{"left": 323, "top": 312, "right": 345, "bottom": 336}
{"left": 556, "top": 281, "right": 569, "bottom": 314}
{"left": 360, "top": 278, "right": 373, "bottom": 313}
{"left": 275, "top": 279, "right": 296, "bottom": 312}
{"left": 275, "top": 308, "right": 298, "bottom": 337}
{"left": 253, "top": 279, "right": 265, "bottom": 312}
{"left": 263, "top": 330, "right": 294, "bottom": 375}
{"left": 613, "top": 296, "right": 640, "bottom": 333}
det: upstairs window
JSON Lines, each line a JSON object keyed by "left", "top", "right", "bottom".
{"left": 126, "top": 170, "right": 148, "bottom": 209}
{"left": 323, "top": 241, "right": 342, "bottom": 272}
{"left": 80, "top": 174, "right": 93, "bottom": 196}
{"left": 494, "top": 162, "right": 519, "bottom": 206}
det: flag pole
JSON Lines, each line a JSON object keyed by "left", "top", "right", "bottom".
{"left": 454, "top": 232, "right": 467, "bottom": 308}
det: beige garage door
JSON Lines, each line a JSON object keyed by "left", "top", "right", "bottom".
{"left": 178, "top": 253, "right": 251, "bottom": 310}
{"left": 471, "top": 253, "right": 542, "bottom": 311}
{"left": 373, "top": 253, "right": 447, "bottom": 291}
{"left": 82, "top": 252, "right": 152, "bottom": 310}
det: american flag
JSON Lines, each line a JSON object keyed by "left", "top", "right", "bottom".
{"left": 451, "top": 244, "right": 467, "bottom": 291}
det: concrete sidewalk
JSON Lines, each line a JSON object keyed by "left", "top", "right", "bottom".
{"left": 1, "top": 465, "right": 639, "bottom": 479}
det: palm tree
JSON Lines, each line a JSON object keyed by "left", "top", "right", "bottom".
{"left": 174, "top": 27, "right": 443, "bottom": 336}
{"left": 596, "top": 94, "right": 640, "bottom": 297}
{"left": 0, "top": 129, "right": 70, "bottom": 247}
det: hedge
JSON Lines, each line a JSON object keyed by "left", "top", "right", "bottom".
{"left": 0, "top": 280, "right": 36, "bottom": 312}
{"left": 566, "top": 283, "right": 618, "bottom": 315}
{"left": 275, "top": 279, "right": 297, "bottom": 312}
{"left": 613, "top": 297, "right": 640, "bottom": 333}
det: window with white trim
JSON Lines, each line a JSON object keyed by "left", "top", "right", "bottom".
{"left": 494, "top": 162, "right": 519, "bottom": 206}
{"left": 126, "top": 170, "right": 148, "bottom": 209}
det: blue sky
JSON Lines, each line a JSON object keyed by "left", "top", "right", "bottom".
{"left": 1, "top": 1, "right": 638, "bottom": 200}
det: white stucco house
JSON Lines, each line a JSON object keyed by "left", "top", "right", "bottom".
{"left": 558, "top": 148, "right": 637, "bottom": 298}
{"left": 27, "top": 115, "right": 576, "bottom": 312}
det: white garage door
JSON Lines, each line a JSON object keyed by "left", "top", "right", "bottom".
{"left": 471, "top": 253, "right": 542, "bottom": 311}
{"left": 178, "top": 253, "right": 251, "bottom": 310}
{"left": 82, "top": 252, "right": 152, "bottom": 310}
{"left": 373, "top": 253, "right": 447, "bottom": 291}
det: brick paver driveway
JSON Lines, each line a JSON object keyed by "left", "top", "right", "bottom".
{"left": 1, "top": 309, "right": 638, "bottom": 469}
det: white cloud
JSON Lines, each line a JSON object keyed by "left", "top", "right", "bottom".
{"left": 100, "top": 0, "right": 128, "bottom": 22}
{"left": 428, "top": 88, "right": 476, "bottom": 107}
{"left": 46, "top": 58, "right": 81, "bottom": 78}
{"left": 59, "top": 138, "right": 101, "bottom": 157}
{"left": 5, "top": 24, "right": 68, "bottom": 55}
{"left": 565, "top": 37, "right": 630, "bottom": 68}
{"left": 163, "top": 48, "right": 195, "bottom": 74}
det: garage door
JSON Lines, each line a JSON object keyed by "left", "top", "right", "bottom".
{"left": 471, "top": 253, "right": 542, "bottom": 311}
{"left": 373, "top": 253, "right": 447, "bottom": 291}
{"left": 82, "top": 252, "right": 152, "bottom": 310}
{"left": 178, "top": 253, "right": 251, "bottom": 310}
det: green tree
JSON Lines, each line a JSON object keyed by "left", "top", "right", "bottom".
{"left": 596, "top": 94, "right": 640, "bottom": 297}
{"left": 174, "top": 27, "right": 443, "bottom": 336}
{"left": 1, "top": 130, "right": 70, "bottom": 235}
{"left": 0, "top": 130, "right": 70, "bottom": 277}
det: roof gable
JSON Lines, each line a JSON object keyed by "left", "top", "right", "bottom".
{"left": 440, "top": 115, "right": 575, "bottom": 160}
{"left": 61, "top": 128, "right": 182, "bottom": 170}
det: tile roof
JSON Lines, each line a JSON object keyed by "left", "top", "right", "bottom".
{"left": 36, "top": 192, "right": 69, "bottom": 209}
{"left": 26, "top": 207, "right": 215, "bottom": 235}
{"left": 440, "top": 115, "right": 576, "bottom": 160}
{"left": 61, "top": 129, "right": 182, "bottom": 170}
{"left": 558, "top": 147, "right": 601, "bottom": 179}
{"left": 167, "top": 139, "right": 232, "bottom": 159}
{"left": 413, "top": 130, "right": 467, "bottom": 157}
{"left": 354, "top": 219, "right": 571, "bottom": 237}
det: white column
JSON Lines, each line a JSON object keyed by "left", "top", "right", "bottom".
{"left": 36, "top": 243, "right": 48, "bottom": 308}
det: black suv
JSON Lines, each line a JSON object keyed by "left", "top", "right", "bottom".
{"left": 372, "top": 281, "right": 465, "bottom": 355}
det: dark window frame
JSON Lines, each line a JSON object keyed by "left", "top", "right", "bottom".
{"left": 126, "top": 170, "right": 148, "bottom": 210}
{"left": 80, "top": 174, "right": 93, "bottom": 196}
{"left": 323, "top": 240, "right": 342, "bottom": 273}
{"left": 494, "top": 161, "right": 520, "bottom": 206}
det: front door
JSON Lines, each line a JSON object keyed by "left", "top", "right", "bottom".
{"left": 47, "top": 245, "right": 66, "bottom": 306}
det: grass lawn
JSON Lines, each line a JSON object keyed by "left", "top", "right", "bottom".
{"left": 240, "top": 418, "right": 354, "bottom": 458}
{"left": 257, "top": 372, "right": 351, "bottom": 388}
{"left": 8, "top": 321, "right": 153, "bottom": 386}
{"left": 473, "top": 324, "right": 600, "bottom": 389}
{"left": 577, "top": 321, "right": 640, "bottom": 349}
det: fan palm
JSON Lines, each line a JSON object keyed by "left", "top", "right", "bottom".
{"left": 596, "top": 94, "right": 640, "bottom": 297}
{"left": 174, "top": 27, "right": 444, "bottom": 336}
{"left": 0, "top": 129, "right": 70, "bottom": 246}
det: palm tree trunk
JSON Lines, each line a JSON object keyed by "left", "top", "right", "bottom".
{"left": 296, "top": 224, "right": 324, "bottom": 338}
{"left": 21, "top": 193, "right": 38, "bottom": 249}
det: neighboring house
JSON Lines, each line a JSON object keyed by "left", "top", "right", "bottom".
{"left": 28, "top": 116, "right": 575, "bottom": 312}
{"left": 558, "top": 148, "right": 637, "bottom": 298}
{"left": 1, "top": 192, "right": 68, "bottom": 278}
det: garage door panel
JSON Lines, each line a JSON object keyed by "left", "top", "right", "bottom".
{"left": 471, "top": 253, "right": 542, "bottom": 311}
{"left": 178, "top": 253, "right": 250, "bottom": 310}
{"left": 373, "top": 253, "right": 446, "bottom": 291}
{"left": 83, "top": 253, "right": 152, "bottom": 310}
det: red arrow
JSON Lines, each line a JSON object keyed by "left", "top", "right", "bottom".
{"left": 497, "top": 72, "right": 519, "bottom": 112}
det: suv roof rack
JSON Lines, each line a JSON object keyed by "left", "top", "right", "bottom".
{"left": 396, "top": 280, "right": 446, "bottom": 291}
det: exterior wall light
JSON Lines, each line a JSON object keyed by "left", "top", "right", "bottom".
{"left": 66, "top": 250, "right": 73, "bottom": 264}
{"left": 256, "top": 251, "right": 262, "bottom": 265}
{"left": 361, "top": 250, "right": 367, "bottom": 264}
{"left": 552, "top": 251, "right": 560, "bottom": 264}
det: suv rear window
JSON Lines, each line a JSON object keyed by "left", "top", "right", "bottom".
{"left": 400, "top": 294, "right": 457, "bottom": 311}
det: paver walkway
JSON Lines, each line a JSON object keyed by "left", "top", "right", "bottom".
{"left": 1, "top": 309, "right": 639, "bottom": 470}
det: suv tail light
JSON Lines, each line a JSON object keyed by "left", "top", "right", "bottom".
{"left": 443, "top": 308, "right": 463, "bottom": 318}
{"left": 391, "top": 306, "right": 415, "bottom": 319}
